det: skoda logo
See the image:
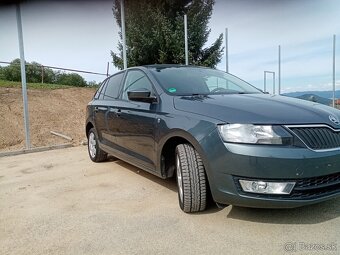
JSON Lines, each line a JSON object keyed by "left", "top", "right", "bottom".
{"left": 329, "top": 115, "right": 340, "bottom": 126}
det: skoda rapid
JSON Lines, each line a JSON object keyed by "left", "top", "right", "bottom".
{"left": 86, "top": 65, "right": 340, "bottom": 213}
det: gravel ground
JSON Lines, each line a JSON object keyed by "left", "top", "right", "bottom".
{"left": 0, "top": 146, "right": 339, "bottom": 255}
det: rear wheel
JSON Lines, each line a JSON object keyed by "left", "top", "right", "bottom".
{"left": 175, "top": 144, "right": 207, "bottom": 213}
{"left": 88, "top": 128, "right": 107, "bottom": 162}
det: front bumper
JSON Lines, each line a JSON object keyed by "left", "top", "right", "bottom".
{"left": 200, "top": 129, "right": 340, "bottom": 208}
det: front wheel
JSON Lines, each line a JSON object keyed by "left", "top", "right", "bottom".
{"left": 88, "top": 128, "right": 107, "bottom": 162}
{"left": 176, "top": 144, "right": 207, "bottom": 213}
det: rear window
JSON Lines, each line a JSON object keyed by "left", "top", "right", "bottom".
{"left": 93, "top": 79, "right": 108, "bottom": 99}
{"left": 104, "top": 72, "right": 124, "bottom": 99}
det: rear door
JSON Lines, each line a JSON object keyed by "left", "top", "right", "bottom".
{"left": 104, "top": 72, "right": 125, "bottom": 146}
{"left": 92, "top": 79, "right": 109, "bottom": 143}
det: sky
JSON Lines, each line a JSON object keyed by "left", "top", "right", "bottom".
{"left": 0, "top": 0, "right": 339, "bottom": 93}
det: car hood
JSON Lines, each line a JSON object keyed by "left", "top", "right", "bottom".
{"left": 173, "top": 93, "right": 340, "bottom": 128}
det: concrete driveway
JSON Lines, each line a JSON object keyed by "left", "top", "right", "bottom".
{"left": 0, "top": 146, "right": 339, "bottom": 255}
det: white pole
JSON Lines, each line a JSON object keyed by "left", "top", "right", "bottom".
{"left": 121, "top": 0, "right": 127, "bottom": 69}
{"left": 184, "top": 14, "right": 188, "bottom": 65}
{"left": 225, "top": 28, "right": 229, "bottom": 72}
{"left": 273, "top": 72, "right": 275, "bottom": 95}
{"left": 16, "top": 4, "right": 31, "bottom": 150}
{"left": 333, "top": 34, "right": 336, "bottom": 108}
{"left": 278, "top": 45, "right": 281, "bottom": 95}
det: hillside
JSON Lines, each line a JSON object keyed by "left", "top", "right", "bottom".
{"left": 283, "top": 90, "right": 340, "bottom": 99}
{"left": 295, "top": 94, "right": 332, "bottom": 105}
{"left": 0, "top": 86, "right": 96, "bottom": 151}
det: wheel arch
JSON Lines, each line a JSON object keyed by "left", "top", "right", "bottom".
{"left": 158, "top": 130, "right": 209, "bottom": 179}
{"left": 85, "top": 121, "right": 94, "bottom": 138}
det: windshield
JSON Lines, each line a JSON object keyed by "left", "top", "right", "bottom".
{"left": 149, "top": 66, "right": 262, "bottom": 95}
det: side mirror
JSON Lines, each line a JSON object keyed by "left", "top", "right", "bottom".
{"left": 127, "top": 90, "right": 157, "bottom": 103}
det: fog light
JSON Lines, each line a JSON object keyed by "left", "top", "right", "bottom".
{"left": 239, "top": 180, "right": 295, "bottom": 194}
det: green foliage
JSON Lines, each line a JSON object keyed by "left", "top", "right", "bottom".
{"left": 0, "top": 66, "right": 4, "bottom": 80}
{"left": 55, "top": 72, "right": 87, "bottom": 87}
{"left": 0, "top": 79, "right": 72, "bottom": 90}
{"left": 0, "top": 59, "right": 88, "bottom": 87}
{"left": 111, "top": 0, "right": 223, "bottom": 69}
{"left": 25, "top": 61, "right": 56, "bottom": 84}
{"left": 87, "top": 80, "right": 100, "bottom": 87}
{"left": 2, "top": 59, "right": 21, "bottom": 81}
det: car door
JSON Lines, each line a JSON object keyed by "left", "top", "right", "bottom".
{"left": 103, "top": 71, "right": 125, "bottom": 146}
{"left": 92, "top": 79, "right": 110, "bottom": 143}
{"left": 110, "top": 69, "right": 158, "bottom": 171}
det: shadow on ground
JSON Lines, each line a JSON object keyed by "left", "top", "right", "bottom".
{"left": 226, "top": 198, "right": 340, "bottom": 224}
{"left": 113, "top": 159, "right": 178, "bottom": 193}
{"left": 110, "top": 158, "right": 340, "bottom": 223}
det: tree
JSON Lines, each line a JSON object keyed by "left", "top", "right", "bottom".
{"left": 55, "top": 72, "right": 87, "bottom": 87}
{"left": 87, "top": 80, "right": 100, "bottom": 87}
{"left": 0, "top": 59, "right": 86, "bottom": 86}
{"left": 111, "top": 0, "right": 223, "bottom": 69}
{"left": 1, "top": 59, "right": 21, "bottom": 81}
{"left": 0, "top": 66, "right": 4, "bottom": 80}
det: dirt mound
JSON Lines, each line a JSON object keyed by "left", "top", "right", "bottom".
{"left": 0, "top": 87, "right": 96, "bottom": 151}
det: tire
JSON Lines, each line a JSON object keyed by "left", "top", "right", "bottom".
{"left": 87, "top": 128, "right": 107, "bottom": 162}
{"left": 175, "top": 144, "right": 207, "bottom": 213}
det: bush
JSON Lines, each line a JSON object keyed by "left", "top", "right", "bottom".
{"left": 55, "top": 72, "right": 87, "bottom": 87}
{"left": 87, "top": 80, "right": 100, "bottom": 87}
{"left": 2, "top": 59, "right": 21, "bottom": 81}
{"left": 0, "top": 66, "right": 5, "bottom": 80}
{"left": 0, "top": 59, "right": 88, "bottom": 87}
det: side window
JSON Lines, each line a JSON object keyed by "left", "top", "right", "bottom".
{"left": 103, "top": 72, "right": 124, "bottom": 100}
{"left": 93, "top": 79, "right": 107, "bottom": 99}
{"left": 98, "top": 80, "right": 108, "bottom": 99}
{"left": 121, "top": 70, "right": 154, "bottom": 100}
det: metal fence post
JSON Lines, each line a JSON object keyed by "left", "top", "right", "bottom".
{"left": 264, "top": 71, "right": 275, "bottom": 94}
{"left": 225, "top": 28, "right": 229, "bottom": 72}
{"left": 184, "top": 14, "right": 189, "bottom": 65}
{"left": 106, "top": 62, "right": 109, "bottom": 77}
{"left": 16, "top": 4, "right": 31, "bottom": 149}
{"left": 121, "top": 0, "right": 127, "bottom": 69}
{"left": 278, "top": 45, "right": 281, "bottom": 95}
{"left": 41, "top": 65, "right": 44, "bottom": 83}
{"left": 333, "top": 34, "right": 336, "bottom": 108}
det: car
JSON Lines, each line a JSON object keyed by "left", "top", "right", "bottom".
{"left": 85, "top": 64, "right": 340, "bottom": 213}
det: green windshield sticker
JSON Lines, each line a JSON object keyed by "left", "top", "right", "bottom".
{"left": 168, "top": 87, "right": 177, "bottom": 93}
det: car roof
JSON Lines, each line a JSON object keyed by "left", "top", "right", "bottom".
{"left": 141, "top": 64, "right": 206, "bottom": 69}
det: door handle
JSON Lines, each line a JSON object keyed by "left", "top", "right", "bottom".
{"left": 116, "top": 109, "right": 122, "bottom": 117}
{"left": 109, "top": 108, "right": 122, "bottom": 117}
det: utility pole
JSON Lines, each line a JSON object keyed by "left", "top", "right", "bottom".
{"left": 121, "top": 0, "right": 127, "bottom": 69}
{"left": 16, "top": 4, "right": 31, "bottom": 149}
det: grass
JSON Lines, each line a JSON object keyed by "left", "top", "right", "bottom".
{"left": 0, "top": 80, "right": 74, "bottom": 90}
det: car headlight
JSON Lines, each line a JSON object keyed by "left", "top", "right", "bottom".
{"left": 218, "top": 124, "right": 293, "bottom": 145}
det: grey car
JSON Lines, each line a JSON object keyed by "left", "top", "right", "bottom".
{"left": 86, "top": 64, "right": 340, "bottom": 213}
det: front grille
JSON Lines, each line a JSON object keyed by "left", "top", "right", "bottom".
{"left": 288, "top": 126, "right": 340, "bottom": 150}
{"left": 234, "top": 172, "right": 340, "bottom": 200}
{"left": 291, "top": 172, "right": 340, "bottom": 199}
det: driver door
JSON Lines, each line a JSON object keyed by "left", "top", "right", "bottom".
{"left": 107, "top": 70, "right": 158, "bottom": 171}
